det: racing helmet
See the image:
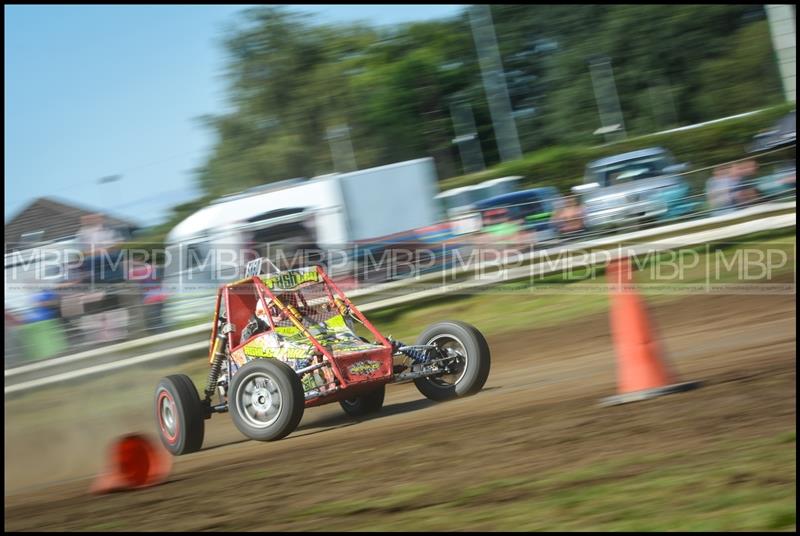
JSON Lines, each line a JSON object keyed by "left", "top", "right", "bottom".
{"left": 257, "top": 294, "right": 303, "bottom": 324}
{"left": 256, "top": 297, "right": 282, "bottom": 324}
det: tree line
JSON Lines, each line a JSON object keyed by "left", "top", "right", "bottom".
{"left": 193, "top": 4, "right": 783, "bottom": 199}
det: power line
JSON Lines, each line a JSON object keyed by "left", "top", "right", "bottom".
{"left": 26, "top": 148, "right": 207, "bottom": 197}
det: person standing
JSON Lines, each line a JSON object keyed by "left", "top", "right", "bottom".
{"left": 706, "top": 165, "right": 736, "bottom": 215}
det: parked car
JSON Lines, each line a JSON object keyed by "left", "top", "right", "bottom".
{"left": 748, "top": 110, "right": 796, "bottom": 201}
{"left": 472, "top": 187, "right": 562, "bottom": 242}
{"left": 573, "top": 147, "right": 698, "bottom": 231}
{"left": 436, "top": 177, "right": 524, "bottom": 236}
{"left": 748, "top": 110, "right": 795, "bottom": 153}
{"left": 754, "top": 160, "right": 796, "bottom": 202}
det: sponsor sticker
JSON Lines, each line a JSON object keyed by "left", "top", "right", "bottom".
{"left": 261, "top": 269, "right": 320, "bottom": 290}
{"left": 348, "top": 360, "right": 381, "bottom": 376}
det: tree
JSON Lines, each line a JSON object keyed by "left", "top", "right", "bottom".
{"left": 195, "top": 4, "right": 784, "bottom": 198}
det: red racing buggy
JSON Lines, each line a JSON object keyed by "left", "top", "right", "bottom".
{"left": 154, "top": 259, "right": 491, "bottom": 455}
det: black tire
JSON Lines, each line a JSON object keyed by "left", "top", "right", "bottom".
{"left": 339, "top": 384, "right": 386, "bottom": 417}
{"left": 413, "top": 321, "right": 491, "bottom": 402}
{"left": 154, "top": 374, "right": 205, "bottom": 456}
{"left": 228, "top": 359, "right": 305, "bottom": 441}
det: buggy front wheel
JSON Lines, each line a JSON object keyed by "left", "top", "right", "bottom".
{"left": 413, "top": 321, "right": 491, "bottom": 402}
{"left": 228, "top": 359, "right": 305, "bottom": 441}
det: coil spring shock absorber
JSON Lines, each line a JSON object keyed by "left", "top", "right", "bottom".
{"left": 204, "top": 324, "right": 233, "bottom": 403}
{"left": 401, "top": 345, "right": 430, "bottom": 365}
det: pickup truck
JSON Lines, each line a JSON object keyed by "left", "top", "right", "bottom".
{"left": 572, "top": 147, "right": 698, "bottom": 231}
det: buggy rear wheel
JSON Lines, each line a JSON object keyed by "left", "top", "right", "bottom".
{"left": 413, "top": 321, "right": 491, "bottom": 402}
{"left": 154, "top": 374, "right": 205, "bottom": 456}
{"left": 229, "top": 359, "right": 305, "bottom": 441}
{"left": 339, "top": 384, "right": 386, "bottom": 417}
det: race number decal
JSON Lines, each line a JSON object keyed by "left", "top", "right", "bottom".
{"left": 245, "top": 258, "right": 263, "bottom": 277}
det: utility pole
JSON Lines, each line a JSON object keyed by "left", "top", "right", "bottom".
{"left": 468, "top": 4, "right": 523, "bottom": 162}
{"left": 765, "top": 4, "right": 796, "bottom": 102}
{"left": 326, "top": 123, "right": 358, "bottom": 173}
{"left": 449, "top": 100, "right": 486, "bottom": 174}
{"left": 589, "top": 55, "right": 627, "bottom": 143}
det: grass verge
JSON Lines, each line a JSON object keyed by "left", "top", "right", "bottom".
{"left": 369, "top": 229, "right": 795, "bottom": 341}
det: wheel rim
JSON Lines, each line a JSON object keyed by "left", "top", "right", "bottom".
{"left": 157, "top": 390, "right": 179, "bottom": 444}
{"left": 426, "top": 334, "right": 468, "bottom": 387}
{"left": 236, "top": 372, "right": 283, "bottom": 428}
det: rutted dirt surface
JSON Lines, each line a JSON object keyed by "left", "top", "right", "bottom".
{"left": 4, "top": 290, "right": 796, "bottom": 531}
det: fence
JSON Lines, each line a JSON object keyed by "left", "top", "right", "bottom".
{"left": 4, "top": 200, "right": 795, "bottom": 395}
{"left": 4, "top": 151, "right": 796, "bottom": 367}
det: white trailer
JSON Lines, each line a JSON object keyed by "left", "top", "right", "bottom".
{"left": 166, "top": 158, "right": 438, "bottom": 248}
{"left": 335, "top": 158, "right": 440, "bottom": 241}
{"left": 162, "top": 158, "right": 440, "bottom": 323}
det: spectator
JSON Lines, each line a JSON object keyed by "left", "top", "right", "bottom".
{"left": 706, "top": 164, "right": 736, "bottom": 215}
{"left": 74, "top": 213, "right": 129, "bottom": 344}
{"left": 731, "top": 160, "right": 760, "bottom": 207}
{"left": 18, "top": 287, "right": 68, "bottom": 361}
{"left": 27, "top": 288, "right": 61, "bottom": 323}
{"left": 129, "top": 260, "right": 167, "bottom": 334}
{"left": 75, "top": 213, "right": 121, "bottom": 253}
{"left": 778, "top": 165, "right": 796, "bottom": 189}
{"left": 76, "top": 212, "right": 125, "bottom": 284}
{"left": 553, "top": 196, "right": 585, "bottom": 235}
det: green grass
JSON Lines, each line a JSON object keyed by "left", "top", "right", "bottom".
{"left": 282, "top": 432, "right": 796, "bottom": 531}
{"left": 369, "top": 230, "right": 795, "bottom": 342}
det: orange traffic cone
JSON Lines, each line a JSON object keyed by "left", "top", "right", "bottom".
{"left": 600, "top": 257, "right": 701, "bottom": 406}
{"left": 90, "top": 433, "right": 172, "bottom": 494}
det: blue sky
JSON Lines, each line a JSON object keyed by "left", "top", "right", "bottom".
{"left": 4, "top": 4, "right": 464, "bottom": 226}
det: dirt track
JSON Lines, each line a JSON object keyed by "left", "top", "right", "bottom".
{"left": 4, "top": 289, "right": 796, "bottom": 531}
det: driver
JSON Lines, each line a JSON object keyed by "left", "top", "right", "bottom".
{"left": 256, "top": 296, "right": 284, "bottom": 326}
{"left": 257, "top": 293, "right": 315, "bottom": 328}
{"left": 240, "top": 293, "right": 305, "bottom": 346}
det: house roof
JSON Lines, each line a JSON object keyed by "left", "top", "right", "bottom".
{"left": 4, "top": 197, "right": 138, "bottom": 251}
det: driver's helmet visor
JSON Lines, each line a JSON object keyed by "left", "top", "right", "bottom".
{"left": 256, "top": 296, "right": 282, "bottom": 323}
